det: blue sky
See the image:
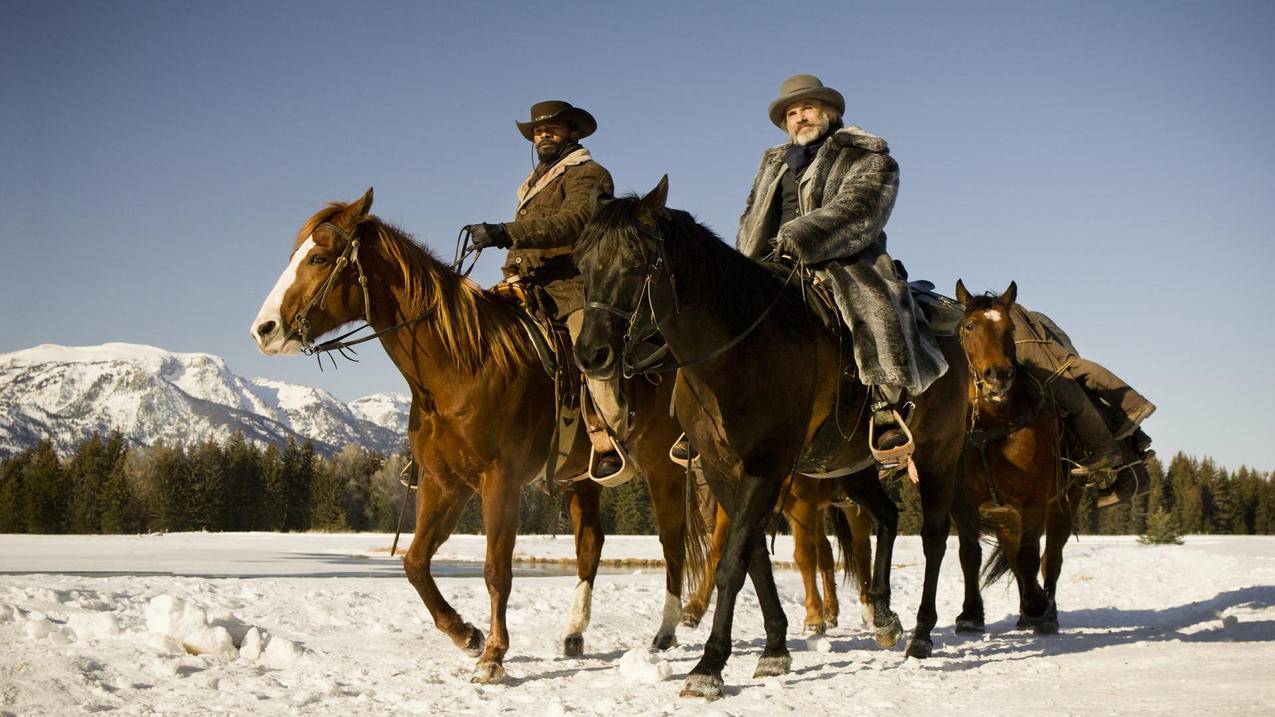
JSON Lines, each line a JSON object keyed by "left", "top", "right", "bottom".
{"left": 2, "top": 1, "right": 1272, "bottom": 469}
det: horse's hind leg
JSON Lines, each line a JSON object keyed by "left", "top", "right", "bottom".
{"left": 905, "top": 464, "right": 956, "bottom": 660}
{"left": 816, "top": 517, "right": 841, "bottom": 629}
{"left": 562, "top": 479, "right": 604, "bottom": 657}
{"left": 787, "top": 493, "right": 829, "bottom": 634}
{"left": 844, "top": 502, "right": 874, "bottom": 627}
{"left": 472, "top": 472, "right": 521, "bottom": 683}
{"left": 646, "top": 459, "right": 691, "bottom": 650}
{"left": 682, "top": 503, "right": 727, "bottom": 628}
{"left": 402, "top": 472, "right": 483, "bottom": 656}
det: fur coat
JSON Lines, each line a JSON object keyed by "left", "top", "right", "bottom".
{"left": 737, "top": 126, "right": 947, "bottom": 394}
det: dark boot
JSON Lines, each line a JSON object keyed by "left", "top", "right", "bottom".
{"left": 669, "top": 433, "right": 699, "bottom": 463}
{"left": 1052, "top": 377, "right": 1121, "bottom": 478}
{"left": 870, "top": 386, "right": 909, "bottom": 453}
{"left": 594, "top": 451, "right": 623, "bottom": 478}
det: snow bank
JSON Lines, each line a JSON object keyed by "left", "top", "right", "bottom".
{"left": 617, "top": 647, "right": 672, "bottom": 683}
{"left": 145, "top": 594, "right": 239, "bottom": 657}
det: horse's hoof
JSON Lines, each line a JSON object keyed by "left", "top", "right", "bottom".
{"left": 470, "top": 660, "right": 506, "bottom": 684}
{"left": 455, "top": 624, "right": 485, "bottom": 657}
{"left": 1034, "top": 619, "right": 1059, "bottom": 636}
{"left": 954, "top": 616, "right": 985, "bottom": 634}
{"left": 904, "top": 634, "right": 933, "bottom": 659}
{"left": 752, "top": 653, "right": 792, "bottom": 678}
{"left": 563, "top": 634, "right": 584, "bottom": 658}
{"left": 680, "top": 609, "right": 703, "bottom": 629}
{"left": 1015, "top": 615, "right": 1032, "bottom": 630}
{"left": 680, "top": 672, "right": 724, "bottom": 700}
{"left": 874, "top": 611, "right": 903, "bottom": 649}
{"left": 825, "top": 614, "right": 839, "bottom": 629}
{"left": 651, "top": 632, "right": 678, "bottom": 651}
{"left": 803, "top": 621, "right": 826, "bottom": 636}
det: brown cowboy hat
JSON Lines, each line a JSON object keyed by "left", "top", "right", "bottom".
{"left": 767, "top": 74, "right": 845, "bottom": 130}
{"left": 516, "top": 100, "right": 598, "bottom": 141}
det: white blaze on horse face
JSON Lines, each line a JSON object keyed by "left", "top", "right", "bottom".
{"left": 251, "top": 236, "right": 316, "bottom": 356}
{"left": 984, "top": 308, "right": 1003, "bottom": 323}
{"left": 561, "top": 580, "right": 593, "bottom": 640}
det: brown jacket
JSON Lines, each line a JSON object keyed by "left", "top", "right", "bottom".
{"left": 503, "top": 147, "right": 614, "bottom": 280}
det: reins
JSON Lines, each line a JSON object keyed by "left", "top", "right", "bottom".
{"left": 584, "top": 224, "right": 799, "bottom": 379}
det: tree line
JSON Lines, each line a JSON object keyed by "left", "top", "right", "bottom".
{"left": 0, "top": 432, "right": 659, "bottom": 536}
{"left": 1, "top": 432, "right": 1272, "bottom": 536}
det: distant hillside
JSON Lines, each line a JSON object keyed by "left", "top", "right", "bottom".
{"left": 0, "top": 343, "right": 409, "bottom": 456}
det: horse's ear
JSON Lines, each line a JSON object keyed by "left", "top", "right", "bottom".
{"left": 636, "top": 175, "right": 669, "bottom": 225}
{"left": 1001, "top": 281, "right": 1017, "bottom": 307}
{"left": 955, "top": 279, "right": 972, "bottom": 306}
{"left": 347, "top": 187, "right": 375, "bottom": 218}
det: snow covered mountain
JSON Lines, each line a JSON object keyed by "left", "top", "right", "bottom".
{"left": 0, "top": 343, "right": 410, "bottom": 457}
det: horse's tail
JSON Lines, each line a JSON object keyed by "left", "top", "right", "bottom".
{"left": 681, "top": 468, "right": 710, "bottom": 599}
{"left": 980, "top": 542, "right": 1013, "bottom": 589}
{"left": 830, "top": 506, "right": 859, "bottom": 587}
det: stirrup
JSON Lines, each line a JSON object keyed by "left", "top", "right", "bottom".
{"left": 869, "top": 409, "right": 915, "bottom": 469}
{"left": 398, "top": 459, "right": 418, "bottom": 490}
{"left": 668, "top": 432, "right": 698, "bottom": 468}
{"left": 588, "top": 434, "right": 640, "bottom": 488}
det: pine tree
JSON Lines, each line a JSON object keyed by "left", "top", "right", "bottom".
{"left": 0, "top": 450, "right": 32, "bottom": 533}
{"left": 260, "top": 443, "right": 285, "bottom": 531}
{"left": 67, "top": 432, "right": 107, "bottom": 533}
{"left": 309, "top": 461, "right": 349, "bottom": 531}
{"left": 368, "top": 453, "right": 413, "bottom": 532}
{"left": 99, "top": 447, "right": 143, "bottom": 534}
{"left": 23, "top": 440, "right": 71, "bottom": 533}
{"left": 190, "top": 439, "right": 228, "bottom": 531}
{"left": 223, "top": 433, "right": 263, "bottom": 531}
{"left": 1139, "top": 506, "right": 1184, "bottom": 545}
{"left": 150, "top": 442, "right": 197, "bottom": 532}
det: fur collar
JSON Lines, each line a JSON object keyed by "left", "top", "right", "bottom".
{"left": 517, "top": 147, "right": 595, "bottom": 207}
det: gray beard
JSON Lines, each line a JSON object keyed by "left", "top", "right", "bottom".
{"left": 791, "top": 116, "right": 831, "bottom": 146}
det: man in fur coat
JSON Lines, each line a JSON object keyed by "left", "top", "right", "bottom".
{"left": 736, "top": 74, "right": 947, "bottom": 454}
{"left": 463, "top": 100, "right": 626, "bottom": 478}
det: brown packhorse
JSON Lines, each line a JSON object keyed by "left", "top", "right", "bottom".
{"left": 950, "top": 280, "right": 1078, "bottom": 634}
{"left": 573, "top": 179, "right": 969, "bottom": 699}
{"left": 250, "top": 189, "right": 705, "bottom": 682}
{"left": 682, "top": 473, "right": 879, "bottom": 636}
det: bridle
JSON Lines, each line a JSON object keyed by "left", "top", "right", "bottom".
{"left": 581, "top": 220, "right": 797, "bottom": 379}
{"left": 291, "top": 221, "right": 436, "bottom": 366}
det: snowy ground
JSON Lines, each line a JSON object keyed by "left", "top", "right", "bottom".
{"left": 2, "top": 533, "right": 1273, "bottom": 716}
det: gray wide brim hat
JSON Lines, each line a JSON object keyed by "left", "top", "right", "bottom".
{"left": 767, "top": 74, "right": 845, "bottom": 130}
{"left": 516, "top": 100, "right": 598, "bottom": 141}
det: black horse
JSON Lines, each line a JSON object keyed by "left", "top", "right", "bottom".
{"left": 573, "top": 178, "right": 969, "bottom": 699}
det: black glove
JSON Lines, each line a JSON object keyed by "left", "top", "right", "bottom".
{"left": 465, "top": 222, "right": 512, "bottom": 250}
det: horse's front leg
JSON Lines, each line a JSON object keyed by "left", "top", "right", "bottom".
{"left": 681, "top": 472, "right": 781, "bottom": 700}
{"left": 905, "top": 461, "right": 955, "bottom": 659}
{"left": 472, "top": 471, "right": 520, "bottom": 683}
{"left": 951, "top": 490, "right": 986, "bottom": 634}
{"left": 1037, "top": 496, "right": 1075, "bottom": 634}
{"left": 841, "top": 470, "right": 902, "bottom": 648}
{"left": 747, "top": 531, "right": 792, "bottom": 678}
{"left": 402, "top": 472, "right": 483, "bottom": 655}
{"left": 646, "top": 458, "right": 691, "bottom": 650}
{"left": 1011, "top": 528, "right": 1051, "bottom": 633}
{"left": 562, "top": 479, "right": 603, "bottom": 658}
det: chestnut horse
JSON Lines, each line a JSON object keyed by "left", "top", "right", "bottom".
{"left": 249, "top": 189, "right": 704, "bottom": 682}
{"left": 950, "top": 281, "right": 1078, "bottom": 634}
{"left": 682, "top": 473, "right": 881, "bottom": 636}
{"left": 573, "top": 179, "right": 969, "bottom": 699}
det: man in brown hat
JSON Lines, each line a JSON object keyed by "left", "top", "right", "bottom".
{"left": 736, "top": 73, "right": 947, "bottom": 463}
{"left": 463, "top": 100, "right": 626, "bottom": 477}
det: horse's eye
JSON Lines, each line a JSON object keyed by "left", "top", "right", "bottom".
{"left": 963, "top": 322, "right": 974, "bottom": 333}
{"left": 309, "top": 254, "right": 328, "bottom": 266}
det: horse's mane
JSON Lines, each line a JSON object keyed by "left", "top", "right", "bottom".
{"left": 578, "top": 196, "right": 784, "bottom": 325}
{"left": 298, "top": 203, "right": 529, "bottom": 377}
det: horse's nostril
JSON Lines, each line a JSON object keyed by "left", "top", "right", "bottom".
{"left": 589, "top": 345, "right": 613, "bottom": 371}
{"left": 257, "top": 320, "right": 277, "bottom": 337}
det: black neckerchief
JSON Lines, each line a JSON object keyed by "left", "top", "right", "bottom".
{"left": 783, "top": 122, "right": 841, "bottom": 179}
